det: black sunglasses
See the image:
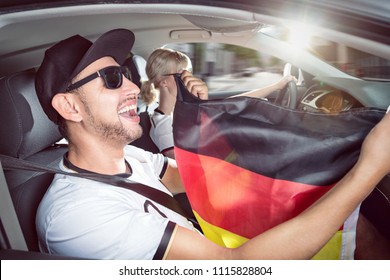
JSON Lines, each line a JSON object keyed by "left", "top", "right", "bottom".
{"left": 66, "top": 66, "right": 132, "bottom": 92}
{"left": 162, "top": 73, "right": 182, "bottom": 77}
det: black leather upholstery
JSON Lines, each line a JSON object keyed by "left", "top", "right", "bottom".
{"left": 0, "top": 68, "right": 62, "bottom": 159}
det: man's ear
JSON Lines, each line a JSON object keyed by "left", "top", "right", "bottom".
{"left": 51, "top": 93, "right": 83, "bottom": 122}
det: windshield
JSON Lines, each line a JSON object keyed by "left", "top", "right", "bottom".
{"left": 263, "top": 25, "right": 390, "bottom": 81}
{"left": 311, "top": 37, "right": 390, "bottom": 81}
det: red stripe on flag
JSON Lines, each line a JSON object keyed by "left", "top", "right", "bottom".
{"left": 175, "top": 147, "right": 335, "bottom": 239}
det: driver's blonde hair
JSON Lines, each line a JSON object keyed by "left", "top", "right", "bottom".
{"left": 141, "top": 48, "right": 190, "bottom": 105}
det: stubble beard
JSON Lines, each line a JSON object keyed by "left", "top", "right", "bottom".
{"left": 82, "top": 98, "right": 143, "bottom": 145}
{"left": 93, "top": 117, "right": 143, "bottom": 145}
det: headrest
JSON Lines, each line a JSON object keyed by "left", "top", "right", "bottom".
{"left": 123, "top": 54, "right": 147, "bottom": 88}
{"left": 0, "top": 69, "right": 62, "bottom": 159}
{"left": 132, "top": 55, "right": 148, "bottom": 83}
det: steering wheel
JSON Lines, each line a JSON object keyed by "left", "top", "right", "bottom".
{"left": 274, "top": 63, "right": 298, "bottom": 109}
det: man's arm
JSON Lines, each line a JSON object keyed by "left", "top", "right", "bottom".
{"left": 164, "top": 112, "right": 390, "bottom": 259}
{"left": 161, "top": 157, "right": 185, "bottom": 194}
{"left": 231, "top": 75, "right": 295, "bottom": 99}
{"left": 181, "top": 71, "right": 294, "bottom": 100}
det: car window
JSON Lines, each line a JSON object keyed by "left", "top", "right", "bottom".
{"left": 165, "top": 43, "right": 286, "bottom": 98}
{"left": 262, "top": 26, "right": 390, "bottom": 82}
{"left": 309, "top": 36, "right": 390, "bottom": 81}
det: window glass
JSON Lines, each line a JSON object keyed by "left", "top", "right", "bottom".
{"left": 261, "top": 26, "right": 390, "bottom": 82}
{"left": 308, "top": 36, "right": 390, "bottom": 81}
{"left": 165, "top": 43, "right": 286, "bottom": 98}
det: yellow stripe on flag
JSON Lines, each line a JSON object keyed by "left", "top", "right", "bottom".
{"left": 194, "top": 211, "right": 343, "bottom": 259}
{"left": 194, "top": 211, "right": 248, "bottom": 248}
{"left": 311, "top": 231, "right": 342, "bottom": 260}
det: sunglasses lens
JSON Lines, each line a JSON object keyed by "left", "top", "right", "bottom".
{"left": 102, "top": 67, "right": 122, "bottom": 89}
{"left": 122, "top": 67, "right": 132, "bottom": 81}
{"left": 102, "top": 67, "right": 132, "bottom": 89}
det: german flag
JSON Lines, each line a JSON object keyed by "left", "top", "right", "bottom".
{"left": 172, "top": 77, "right": 385, "bottom": 259}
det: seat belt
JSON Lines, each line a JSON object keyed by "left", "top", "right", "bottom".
{"left": 0, "top": 161, "right": 28, "bottom": 251}
{"left": 0, "top": 154, "right": 195, "bottom": 223}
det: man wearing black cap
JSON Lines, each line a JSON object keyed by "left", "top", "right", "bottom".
{"left": 35, "top": 28, "right": 390, "bottom": 260}
{"left": 35, "top": 28, "right": 207, "bottom": 259}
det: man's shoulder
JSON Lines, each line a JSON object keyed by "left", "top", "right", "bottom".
{"left": 124, "top": 145, "right": 167, "bottom": 179}
{"left": 125, "top": 144, "right": 162, "bottom": 162}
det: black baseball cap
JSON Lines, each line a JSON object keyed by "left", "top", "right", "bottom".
{"left": 35, "top": 28, "right": 135, "bottom": 124}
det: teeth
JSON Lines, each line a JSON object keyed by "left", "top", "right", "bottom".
{"left": 118, "top": 104, "right": 137, "bottom": 114}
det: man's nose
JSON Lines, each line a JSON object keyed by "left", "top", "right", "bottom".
{"left": 122, "top": 74, "right": 140, "bottom": 95}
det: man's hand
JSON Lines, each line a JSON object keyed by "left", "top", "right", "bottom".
{"left": 181, "top": 70, "right": 208, "bottom": 100}
{"left": 276, "top": 74, "right": 296, "bottom": 90}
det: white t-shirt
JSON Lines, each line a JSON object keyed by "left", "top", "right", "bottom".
{"left": 149, "top": 110, "right": 174, "bottom": 153}
{"left": 36, "top": 145, "right": 195, "bottom": 260}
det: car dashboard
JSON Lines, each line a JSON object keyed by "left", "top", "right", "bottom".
{"left": 298, "top": 83, "right": 363, "bottom": 113}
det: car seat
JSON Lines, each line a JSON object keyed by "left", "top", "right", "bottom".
{"left": 0, "top": 68, "right": 67, "bottom": 253}
{"left": 125, "top": 54, "right": 147, "bottom": 89}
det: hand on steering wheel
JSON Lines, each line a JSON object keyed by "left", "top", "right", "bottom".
{"left": 274, "top": 71, "right": 298, "bottom": 109}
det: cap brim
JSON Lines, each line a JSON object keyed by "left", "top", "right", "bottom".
{"left": 71, "top": 29, "right": 135, "bottom": 78}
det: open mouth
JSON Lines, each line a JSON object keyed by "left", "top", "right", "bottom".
{"left": 118, "top": 104, "right": 138, "bottom": 118}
